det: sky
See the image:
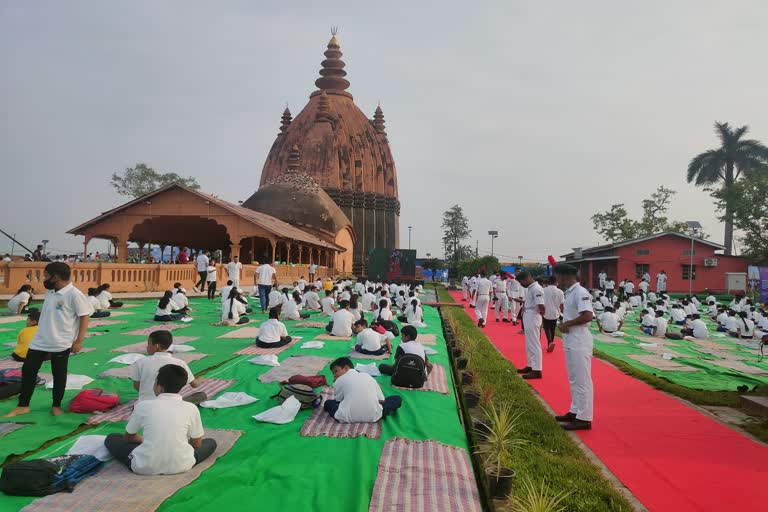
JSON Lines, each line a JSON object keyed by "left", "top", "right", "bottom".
{"left": 1, "top": 1, "right": 767, "bottom": 262}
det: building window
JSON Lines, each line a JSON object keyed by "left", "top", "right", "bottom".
{"left": 635, "top": 264, "right": 649, "bottom": 278}
{"left": 636, "top": 249, "right": 650, "bottom": 256}
{"left": 682, "top": 249, "right": 696, "bottom": 256}
{"left": 682, "top": 264, "right": 696, "bottom": 280}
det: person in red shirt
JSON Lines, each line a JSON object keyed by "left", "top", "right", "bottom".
{"left": 177, "top": 247, "right": 190, "bottom": 264}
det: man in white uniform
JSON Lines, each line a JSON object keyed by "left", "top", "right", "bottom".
{"left": 474, "top": 271, "right": 493, "bottom": 328}
{"left": 254, "top": 262, "right": 277, "bottom": 313}
{"left": 493, "top": 274, "right": 510, "bottom": 322}
{"left": 598, "top": 270, "right": 607, "bottom": 291}
{"left": 309, "top": 263, "right": 318, "bottom": 283}
{"left": 461, "top": 276, "right": 469, "bottom": 301}
{"left": 225, "top": 255, "right": 243, "bottom": 289}
{"left": 542, "top": 276, "right": 565, "bottom": 353}
{"left": 506, "top": 275, "right": 523, "bottom": 326}
{"left": 193, "top": 251, "right": 209, "bottom": 293}
{"left": 656, "top": 270, "right": 667, "bottom": 293}
{"left": 468, "top": 275, "right": 478, "bottom": 308}
{"left": 516, "top": 271, "right": 545, "bottom": 379}
{"left": 554, "top": 264, "right": 594, "bottom": 431}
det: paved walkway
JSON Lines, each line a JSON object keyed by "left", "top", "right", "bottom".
{"left": 449, "top": 291, "right": 767, "bottom": 512}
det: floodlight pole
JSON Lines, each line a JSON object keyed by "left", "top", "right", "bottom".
{"left": 689, "top": 234, "right": 695, "bottom": 296}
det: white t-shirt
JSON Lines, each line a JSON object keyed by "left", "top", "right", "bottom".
{"left": 641, "top": 313, "right": 656, "bottom": 328}
{"left": 132, "top": 352, "right": 193, "bottom": 401}
{"left": 206, "top": 266, "right": 217, "bottom": 282}
{"left": 171, "top": 293, "right": 188, "bottom": 310}
{"left": 97, "top": 290, "right": 112, "bottom": 310}
{"left": 523, "top": 282, "right": 545, "bottom": 315}
{"left": 219, "top": 285, "right": 233, "bottom": 303}
{"left": 624, "top": 282, "right": 635, "bottom": 294}
{"left": 562, "top": 283, "right": 594, "bottom": 346}
{"left": 378, "top": 307, "right": 393, "bottom": 321}
{"left": 399, "top": 340, "right": 427, "bottom": 361}
{"left": 598, "top": 272, "right": 607, "bottom": 284}
{"left": 222, "top": 298, "right": 247, "bottom": 323}
{"left": 356, "top": 328, "right": 388, "bottom": 351}
{"left": 725, "top": 316, "right": 738, "bottom": 332}
{"left": 256, "top": 264, "right": 277, "bottom": 286}
{"left": 598, "top": 312, "right": 620, "bottom": 332}
{"left": 691, "top": 319, "right": 709, "bottom": 339}
{"left": 259, "top": 318, "right": 288, "bottom": 343}
{"left": 543, "top": 286, "right": 565, "bottom": 320}
{"left": 331, "top": 309, "right": 355, "bottom": 337}
{"left": 282, "top": 299, "right": 302, "bottom": 320}
{"left": 476, "top": 278, "right": 492, "bottom": 296}
{"left": 405, "top": 305, "right": 424, "bottom": 325}
{"left": 87, "top": 295, "right": 102, "bottom": 311}
{"left": 196, "top": 254, "right": 209, "bottom": 272}
{"left": 268, "top": 290, "right": 283, "bottom": 308}
{"left": 303, "top": 291, "right": 321, "bottom": 310}
{"left": 155, "top": 302, "right": 173, "bottom": 316}
{"left": 309, "top": 264, "right": 317, "bottom": 274}
{"left": 226, "top": 261, "right": 242, "bottom": 281}
{"left": 639, "top": 281, "right": 649, "bottom": 292}
{"left": 126, "top": 393, "right": 204, "bottom": 475}
{"left": 332, "top": 369, "right": 385, "bottom": 423}
{"left": 670, "top": 308, "right": 686, "bottom": 322}
{"left": 657, "top": 273, "right": 667, "bottom": 287}
{"left": 605, "top": 280, "right": 615, "bottom": 290}
{"left": 7, "top": 291, "right": 31, "bottom": 314}
{"left": 629, "top": 296, "right": 642, "bottom": 307}
{"left": 321, "top": 296, "right": 335, "bottom": 315}
{"left": 654, "top": 316, "right": 668, "bottom": 337}
{"left": 30, "top": 283, "right": 93, "bottom": 352}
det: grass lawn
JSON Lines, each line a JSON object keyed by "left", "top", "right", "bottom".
{"left": 435, "top": 285, "right": 634, "bottom": 512}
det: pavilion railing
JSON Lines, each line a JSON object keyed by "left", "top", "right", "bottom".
{"left": 0, "top": 262, "right": 332, "bottom": 295}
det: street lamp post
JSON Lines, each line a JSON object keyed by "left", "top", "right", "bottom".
{"left": 408, "top": 226, "right": 412, "bottom": 250}
{"left": 686, "top": 221, "right": 702, "bottom": 296}
{"left": 488, "top": 231, "right": 498, "bottom": 257}
{"left": 518, "top": 255, "right": 523, "bottom": 268}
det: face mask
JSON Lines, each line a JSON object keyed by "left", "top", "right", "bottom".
{"left": 43, "top": 278, "right": 56, "bottom": 290}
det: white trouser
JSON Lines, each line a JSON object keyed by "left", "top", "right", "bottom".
{"left": 475, "top": 295, "right": 490, "bottom": 321}
{"left": 523, "top": 312, "right": 543, "bottom": 371}
{"left": 231, "top": 279, "right": 240, "bottom": 289}
{"left": 494, "top": 294, "right": 509, "bottom": 319}
{"left": 469, "top": 288, "right": 477, "bottom": 306}
{"left": 508, "top": 297, "right": 521, "bottom": 320}
{"left": 563, "top": 336, "right": 594, "bottom": 421}
{"left": 462, "top": 286, "right": 468, "bottom": 300}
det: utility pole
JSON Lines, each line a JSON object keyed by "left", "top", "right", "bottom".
{"left": 475, "top": 240, "right": 478, "bottom": 258}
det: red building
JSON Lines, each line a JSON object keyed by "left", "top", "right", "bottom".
{"left": 561, "top": 232, "right": 749, "bottom": 293}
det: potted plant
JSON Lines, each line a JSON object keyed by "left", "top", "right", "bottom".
{"left": 456, "top": 357, "right": 468, "bottom": 370}
{"left": 461, "top": 370, "right": 474, "bottom": 385}
{"left": 477, "top": 403, "right": 526, "bottom": 499}
{"left": 463, "top": 389, "right": 480, "bottom": 407}
{"left": 510, "top": 476, "right": 572, "bottom": 512}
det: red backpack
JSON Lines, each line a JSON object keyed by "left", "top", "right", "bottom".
{"left": 69, "top": 389, "right": 119, "bottom": 413}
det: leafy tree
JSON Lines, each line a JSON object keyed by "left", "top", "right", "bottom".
{"left": 458, "top": 255, "right": 500, "bottom": 279}
{"left": 592, "top": 186, "right": 692, "bottom": 242}
{"left": 711, "top": 173, "right": 768, "bottom": 264}
{"left": 111, "top": 163, "right": 201, "bottom": 198}
{"left": 442, "top": 205, "right": 472, "bottom": 265}
{"left": 687, "top": 122, "right": 768, "bottom": 255}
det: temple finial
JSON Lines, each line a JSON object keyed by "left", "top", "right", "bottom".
{"left": 373, "top": 104, "right": 386, "bottom": 135}
{"left": 279, "top": 107, "right": 292, "bottom": 134}
{"left": 315, "top": 29, "right": 350, "bottom": 91}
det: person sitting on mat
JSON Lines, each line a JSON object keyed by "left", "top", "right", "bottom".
{"left": 651, "top": 309, "right": 668, "bottom": 338}
{"left": 596, "top": 306, "right": 622, "bottom": 334}
{"left": 379, "top": 325, "right": 433, "bottom": 378}
{"left": 267, "top": 287, "right": 283, "bottom": 309}
{"left": 154, "top": 291, "right": 186, "bottom": 322}
{"left": 170, "top": 288, "right": 190, "bottom": 315}
{"left": 681, "top": 313, "right": 709, "bottom": 339}
{"left": 640, "top": 309, "right": 656, "bottom": 334}
{"left": 732, "top": 311, "right": 755, "bottom": 339}
{"left": 133, "top": 330, "right": 203, "bottom": 401}
{"left": 96, "top": 283, "right": 123, "bottom": 309}
{"left": 106, "top": 364, "right": 217, "bottom": 475}
{"left": 324, "top": 357, "right": 402, "bottom": 423}
{"left": 403, "top": 298, "right": 425, "bottom": 327}
{"left": 376, "top": 298, "right": 393, "bottom": 322}
{"left": 325, "top": 300, "right": 355, "bottom": 337}
{"left": 283, "top": 290, "right": 310, "bottom": 320}
{"left": 219, "top": 288, "right": 249, "bottom": 325}
{"left": 353, "top": 318, "right": 393, "bottom": 356}
{"left": 7, "top": 285, "right": 34, "bottom": 315}
{"left": 303, "top": 285, "right": 321, "bottom": 310}
{"left": 87, "top": 287, "right": 112, "bottom": 318}
{"left": 320, "top": 290, "right": 336, "bottom": 316}
{"left": 256, "top": 307, "right": 292, "bottom": 348}
{"left": 11, "top": 309, "right": 40, "bottom": 362}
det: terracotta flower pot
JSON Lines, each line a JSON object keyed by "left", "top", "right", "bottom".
{"left": 486, "top": 467, "right": 515, "bottom": 499}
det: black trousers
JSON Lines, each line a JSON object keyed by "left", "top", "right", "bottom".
{"left": 542, "top": 318, "right": 558, "bottom": 344}
{"left": 196, "top": 271, "right": 208, "bottom": 291}
{"left": 18, "top": 348, "right": 70, "bottom": 407}
{"left": 104, "top": 433, "right": 217, "bottom": 470}
{"left": 91, "top": 311, "right": 111, "bottom": 318}
{"left": 207, "top": 282, "right": 217, "bottom": 300}
{"left": 255, "top": 336, "right": 292, "bottom": 348}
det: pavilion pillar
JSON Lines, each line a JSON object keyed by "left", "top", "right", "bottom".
{"left": 250, "top": 237, "right": 255, "bottom": 264}
{"left": 116, "top": 240, "right": 129, "bottom": 263}
{"left": 286, "top": 242, "right": 293, "bottom": 265}
{"left": 298, "top": 245, "right": 304, "bottom": 265}
{"left": 83, "top": 235, "right": 91, "bottom": 260}
{"left": 270, "top": 239, "right": 277, "bottom": 264}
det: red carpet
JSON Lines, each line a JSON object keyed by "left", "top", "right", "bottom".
{"left": 449, "top": 291, "right": 767, "bottom": 512}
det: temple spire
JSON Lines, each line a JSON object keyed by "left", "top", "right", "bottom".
{"left": 279, "top": 107, "right": 292, "bottom": 135}
{"left": 315, "top": 27, "right": 350, "bottom": 91}
{"left": 316, "top": 91, "right": 330, "bottom": 122}
{"left": 373, "top": 105, "right": 386, "bottom": 135}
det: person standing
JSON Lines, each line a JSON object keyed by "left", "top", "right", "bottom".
{"left": 468, "top": 274, "right": 478, "bottom": 308}
{"left": 554, "top": 263, "right": 594, "bottom": 431}
{"left": 656, "top": 270, "right": 667, "bottom": 293}
{"left": 474, "top": 271, "right": 492, "bottom": 328}
{"left": 309, "top": 262, "right": 318, "bottom": 283}
{"left": 623, "top": 278, "right": 635, "bottom": 298}
{"left": 604, "top": 277, "right": 615, "bottom": 300}
{"left": 4, "top": 262, "right": 93, "bottom": 418}
{"left": 225, "top": 255, "right": 242, "bottom": 289}
{"left": 255, "top": 261, "right": 277, "bottom": 313}
{"left": 461, "top": 275, "right": 469, "bottom": 301}
{"left": 493, "top": 273, "right": 510, "bottom": 322}
{"left": 506, "top": 275, "right": 523, "bottom": 326}
{"left": 598, "top": 269, "right": 607, "bottom": 291}
{"left": 32, "top": 244, "right": 47, "bottom": 262}
{"left": 193, "top": 251, "right": 209, "bottom": 293}
{"left": 177, "top": 247, "right": 190, "bottom": 265}
{"left": 642, "top": 270, "right": 651, "bottom": 284}
{"left": 542, "top": 276, "right": 565, "bottom": 353}
{"left": 516, "top": 271, "right": 545, "bottom": 379}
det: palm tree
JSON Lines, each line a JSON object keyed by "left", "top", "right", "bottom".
{"left": 687, "top": 122, "right": 768, "bottom": 255}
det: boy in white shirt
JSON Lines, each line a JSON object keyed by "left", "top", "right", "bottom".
{"left": 379, "top": 325, "right": 432, "bottom": 384}
{"left": 256, "top": 307, "right": 292, "bottom": 348}
{"left": 670, "top": 305, "right": 687, "bottom": 325}
{"left": 132, "top": 330, "right": 202, "bottom": 401}
{"left": 640, "top": 310, "right": 656, "bottom": 335}
{"left": 320, "top": 290, "right": 336, "bottom": 316}
{"left": 4, "top": 262, "right": 93, "bottom": 418}
{"left": 324, "top": 357, "right": 402, "bottom": 423}
{"left": 716, "top": 308, "right": 729, "bottom": 331}
{"left": 206, "top": 261, "right": 218, "bottom": 300}
{"left": 652, "top": 310, "right": 668, "bottom": 337}
{"left": 105, "top": 364, "right": 217, "bottom": 475}
{"left": 170, "top": 289, "right": 189, "bottom": 314}
{"left": 353, "top": 319, "right": 393, "bottom": 356}
{"left": 326, "top": 300, "right": 355, "bottom": 337}
{"left": 682, "top": 313, "right": 709, "bottom": 339}
{"left": 361, "top": 287, "right": 377, "bottom": 312}
{"left": 267, "top": 288, "right": 283, "bottom": 309}
{"left": 597, "top": 307, "right": 622, "bottom": 334}
{"left": 303, "top": 286, "right": 321, "bottom": 310}
{"left": 87, "top": 288, "right": 112, "bottom": 318}
{"left": 225, "top": 256, "right": 242, "bottom": 289}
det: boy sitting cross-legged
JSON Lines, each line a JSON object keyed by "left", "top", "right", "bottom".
{"left": 105, "top": 364, "right": 218, "bottom": 475}
{"left": 324, "top": 357, "right": 402, "bottom": 423}
{"left": 353, "top": 318, "right": 393, "bottom": 356}
{"left": 133, "top": 330, "right": 204, "bottom": 401}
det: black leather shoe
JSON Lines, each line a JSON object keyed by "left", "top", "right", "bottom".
{"left": 555, "top": 412, "right": 576, "bottom": 422}
{"left": 516, "top": 366, "right": 532, "bottom": 374}
{"left": 562, "top": 419, "right": 592, "bottom": 431}
{"left": 522, "top": 370, "right": 542, "bottom": 379}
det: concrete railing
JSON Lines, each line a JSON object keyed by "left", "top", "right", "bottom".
{"left": 0, "top": 262, "right": 333, "bottom": 295}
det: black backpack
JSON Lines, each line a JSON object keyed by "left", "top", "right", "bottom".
{"left": 0, "top": 455, "right": 102, "bottom": 497}
{"left": 375, "top": 320, "right": 400, "bottom": 337}
{"left": 273, "top": 383, "right": 321, "bottom": 410}
{"left": 391, "top": 354, "right": 427, "bottom": 389}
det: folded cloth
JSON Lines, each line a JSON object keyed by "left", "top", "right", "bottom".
{"left": 45, "top": 374, "right": 94, "bottom": 390}
{"left": 662, "top": 353, "right": 675, "bottom": 360}
{"left": 639, "top": 343, "right": 658, "bottom": 348}
{"left": 301, "top": 341, "right": 325, "bottom": 349}
{"left": 249, "top": 354, "right": 280, "bottom": 366}
{"left": 253, "top": 395, "right": 301, "bottom": 424}
{"left": 67, "top": 435, "right": 112, "bottom": 461}
{"left": 200, "top": 392, "right": 259, "bottom": 409}
{"left": 169, "top": 344, "right": 196, "bottom": 353}
{"left": 355, "top": 363, "right": 381, "bottom": 377}
{"left": 609, "top": 331, "right": 626, "bottom": 337}
{"left": 108, "top": 353, "right": 145, "bottom": 365}
{"left": 423, "top": 347, "right": 438, "bottom": 355}
{"left": 180, "top": 316, "right": 194, "bottom": 323}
